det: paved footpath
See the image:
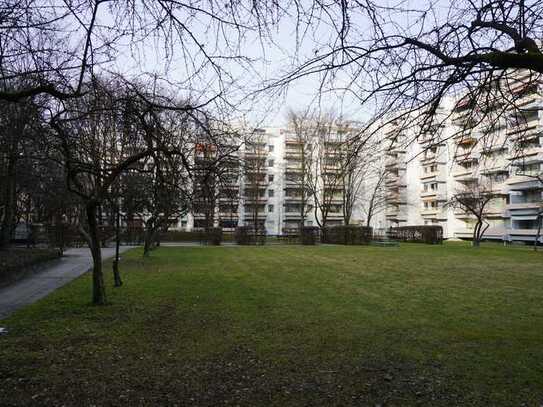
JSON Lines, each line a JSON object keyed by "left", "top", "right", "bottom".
{"left": 0, "top": 246, "right": 133, "bottom": 320}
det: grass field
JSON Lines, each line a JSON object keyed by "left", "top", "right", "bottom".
{"left": 1, "top": 243, "right": 542, "bottom": 406}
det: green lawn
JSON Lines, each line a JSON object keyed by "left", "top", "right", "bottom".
{"left": 1, "top": 243, "right": 543, "bottom": 406}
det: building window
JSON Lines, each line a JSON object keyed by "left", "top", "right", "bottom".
{"left": 268, "top": 159, "right": 274, "bottom": 167}
{"left": 268, "top": 144, "right": 274, "bottom": 152}
{"left": 268, "top": 189, "right": 274, "bottom": 197}
{"left": 268, "top": 174, "right": 274, "bottom": 182}
{"left": 268, "top": 204, "right": 274, "bottom": 213}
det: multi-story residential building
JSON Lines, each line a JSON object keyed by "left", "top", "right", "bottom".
{"left": 282, "top": 131, "right": 314, "bottom": 232}
{"left": 180, "top": 71, "right": 542, "bottom": 243}
{"left": 376, "top": 69, "right": 543, "bottom": 244}
{"left": 181, "top": 125, "right": 366, "bottom": 235}
{"left": 383, "top": 118, "right": 409, "bottom": 227}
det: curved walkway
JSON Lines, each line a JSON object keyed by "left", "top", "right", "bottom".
{"left": 0, "top": 246, "right": 133, "bottom": 320}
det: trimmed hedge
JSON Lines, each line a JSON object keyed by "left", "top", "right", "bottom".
{"left": 0, "top": 248, "right": 61, "bottom": 287}
{"left": 203, "top": 227, "right": 222, "bottom": 246}
{"left": 160, "top": 228, "right": 227, "bottom": 245}
{"left": 321, "top": 225, "right": 373, "bottom": 245}
{"left": 235, "top": 226, "right": 266, "bottom": 245}
{"left": 160, "top": 230, "right": 203, "bottom": 242}
{"left": 300, "top": 226, "right": 320, "bottom": 245}
{"left": 389, "top": 225, "right": 443, "bottom": 244}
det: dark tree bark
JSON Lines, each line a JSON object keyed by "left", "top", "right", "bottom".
{"left": 0, "top": 155, "right": 17, "bottom": 248}
{"left": 86, "top": 200, "right": 106, "bottom": 305}
{"left": 112, "top": 201, "right": 123, "bottom": 287}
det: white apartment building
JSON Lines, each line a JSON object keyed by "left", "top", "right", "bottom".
{"left": 180, "top": 69, "right": 542, "bottom": 242}
{"left": 182, "top": 126, "right": 366, "bottom": 235}
{"left": 376, "top": 69, "right": 543, "bottom": 243}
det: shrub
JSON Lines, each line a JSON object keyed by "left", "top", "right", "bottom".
{"left": 321, "top": 225, "right": 373, "bottom": 245}
{"left": 300, "top": 226, "right": 319, "bottom": 245}
{"left": 203, "top": 227, "right": 222, "bottom": 245}
{"left": 0, "top": 248, "right": 61, "bottom": 287}
{"left": 160, "top": 230, "right": 203, "bottom": 242}
{"left": 389, "top": 226, "right": 443, "bottom": 244}
{"left": 122, "top": 227, "right": 145, "bottom": 245}
{"left": 235, "top": 226, "right": 266, "bottom": 245}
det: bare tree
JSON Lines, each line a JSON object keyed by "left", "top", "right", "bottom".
{"left": 339, "top": 126, "right": 384, "bottom": 226}
{"left": 285, "top": 109, "right": 316, "bottom": 231}
{"left": 0, "top": 1, "right": 287, "bottom": 104}
{"left": 142, "top": 157, "right": 190, "bottom": 256}
{"left": 310, "top": 113, "right": 346, "bottom": 230}
{"left": 49, "top": 77, "right": 195, "bottom": 305}
{"left": 271, "top": 1, "right": 543, "bottom": 156}
{"left": 0, "top": 96, "right": 52, "bottom": 248}
{"left": 242, "top": 131, "right": 268, "bottom": 236}
{"left": 361, "top": 164, "right": 388, "bottom": 228}
{"left": 192, "top": 122, "right": 242, "bottom": 236}
{"left": 447, "top": 179, "right": 502, "bottom": 247}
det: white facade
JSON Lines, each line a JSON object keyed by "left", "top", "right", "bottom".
{"left": 183, "top": 126, "right": 366, "bottom": 235}
{"left": 375, "top": 70, "right": 543, "bottom": 243}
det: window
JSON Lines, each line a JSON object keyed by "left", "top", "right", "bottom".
{"left": 268, "top": 174, "right": 274, "bottom": 182}
{"left": 268, "top": 204, "right": 274, "bottom": 213}
{"left": 268, "top": 189, "right": 274, "bottom": 197}
{"left": 268, "top": 159, "right": 274, "bottom": 167}
{"left": 268, "top": 144, "right": 274, "bottom": 152}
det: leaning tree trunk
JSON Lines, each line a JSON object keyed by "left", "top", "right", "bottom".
{"left": 87, "top": 201, "right": 106, "bottom": 305}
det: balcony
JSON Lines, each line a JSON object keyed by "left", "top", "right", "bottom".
{"left": 506, "top": 202, "right": 542, "bottom": 210}
{"left": 506, "top": 228, "right": 542, "bottom": 238}
{"left": 508, "top": 146, "right": 543, "bottom": 161}
{"left": 507, "top": 174, "right": 543, "bottom": 186}
{"left": 284, "top": 151, "right": 303, "bottom": 159}
{"left": 284, "top": 196, "right": 304, "bottom": 203}
{"left": 454, "top": 209, "right": 475, "bottom": 219}
{"left": 245, "top": 150, "right": 267, "bottom": 158}
{"left": 456, "top": 136, "right": 478, "bottom": 147}
{"left": 243, "top": 214, "right": 267, "bottom": 220}
{"left": 285, "top": 162, "right": 303, "bottom": 170}
{"left": 386, "top": 193, "right": 407, "bottom": 204}
{"left": 454, "top": 149, "right": 477, "bottom": 162}
{"left": 385, "top": 177, "right": 407, "bottom": 188}
{"left": 385, "top": 212, "right": 407, "bottom": 222}
{"left": 420, "top": 190, "right": 447, "bottom": 201}
{"left": 218, "top": 212, "right": 239, "bottom": 218}
{"left": 506, "top": 117, "right": 540, "bottom": 136}
{"left": 285, "top": 138, "right": 303, "bottom": 145}
{"left": 452, "top": 166, "right": 475, "bottom": 178}
{"left": 243, "top": 197, "right": 267, "bottom": 204}
{"left": 420, "top": 208, "right": 439, "bottom": 216}
{"left": 385, "top": 158, "right": 406, "bottom": 169}
{"left": 420, "top": 170, "right": 443, "bottom": 181}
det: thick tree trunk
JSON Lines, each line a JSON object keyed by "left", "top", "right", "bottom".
{"left": 87, "top": 201, "right": 106, "bottom": 305}
{"left": 112, "top": 204, "right": 122, "bottom": 287}
{"left": 472, "top": 221, "right": 481, "bottom": 247}
{"left": 143, "top": 217, "right": 159, "bottom": 256}
{"left": 0, "top": 157, "right": 17, "bottom": 248}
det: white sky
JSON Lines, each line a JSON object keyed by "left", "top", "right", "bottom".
{"left": 88, "top": 0, "right": 467, "bottom": 127}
